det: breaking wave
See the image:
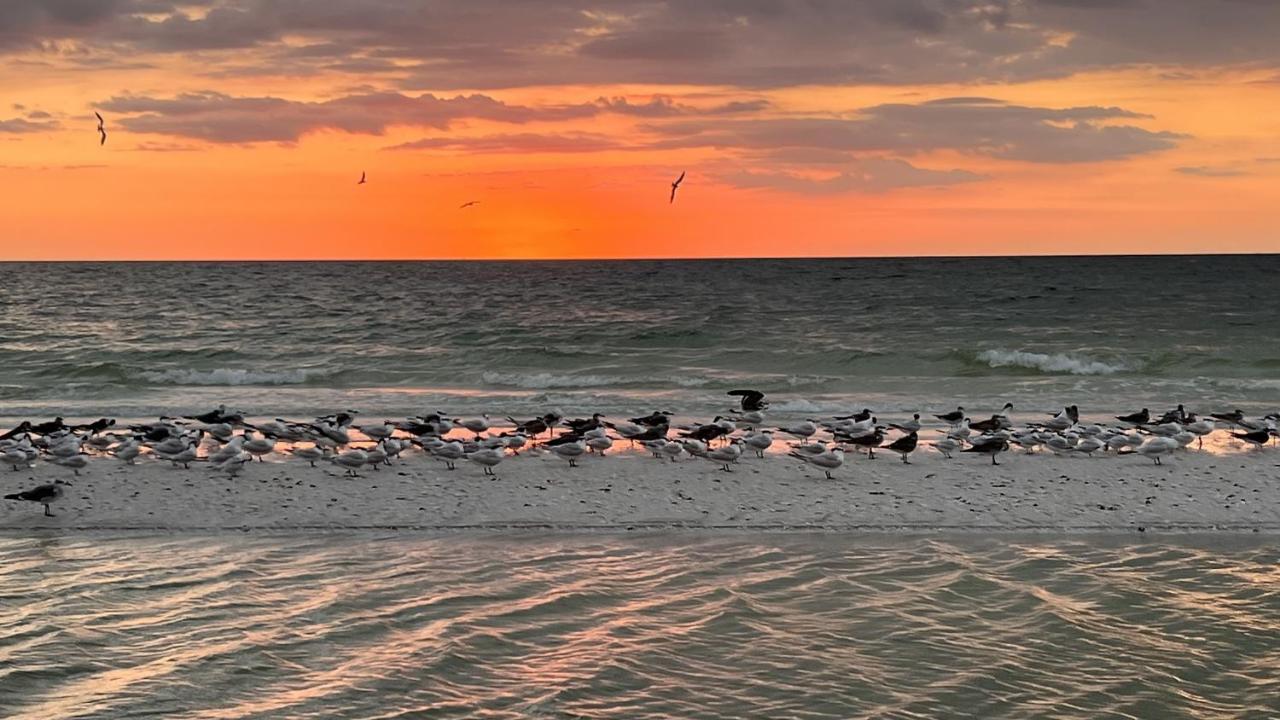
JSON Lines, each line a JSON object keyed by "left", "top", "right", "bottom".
{"left": 975, "top": 350, "right": 1130, "bottom": 376}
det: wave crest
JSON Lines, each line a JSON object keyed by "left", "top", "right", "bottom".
{"left": 138, "top": 368, "right": 332, "bottom": 386}
{"left": 975, "top": 350, "right": 1128, "bottom": 376}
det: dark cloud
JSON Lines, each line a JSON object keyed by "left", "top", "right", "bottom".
{"left": 1174, "top": 165, "right": 1246, "bottom": 177}
{"left": 1, "top": 1, "right": 1278, "bottom": 88}
{"left": 387, "top": 132, "right": 628, "bottom": 153}
{"left": 0, "top": 116, "right": 59, "bottom": 133}
{"left": 649, "top": 98, "right": 1184, "bottom": 163}
{"left": 725, "top": 158, "right": 985, "bottom": 194}
{"left": 98, "top": 90, "right": 598, "bottom": 143}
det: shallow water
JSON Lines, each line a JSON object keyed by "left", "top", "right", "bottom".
{"left": 2, "top": 533, "right": 1278, "bottom": 719}
{"left": 2, "top": 255, "right": 1279, "bottom": 421}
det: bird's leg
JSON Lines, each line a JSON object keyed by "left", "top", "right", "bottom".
{"left": 44, "top": 504, "right": 52, "bottom": 517}
{"left": 992, "top": 455, "right": 999, "bottom": 466}
{"left": 825, "top": 470, "right": 832, "bottom": 480}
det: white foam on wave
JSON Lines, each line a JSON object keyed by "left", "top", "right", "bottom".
{"left": 138, "top": 368, "right": 329, "bottom": 386}
{"left": 480, "top": 372, "right": 710, "bottom": 389}
{"left": 976, "top": 350, "right": 1128, "bottom": 376}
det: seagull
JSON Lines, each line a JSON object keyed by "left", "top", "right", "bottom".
{"left": 777, "top": 420, "right": 818, "bottom": 444}
{"left": 550, "top": 440, "right": 587, "bottom": 467}
{"left": 95, "top": 112, "right": 106, "bottom": 146}
{"left": 789, "top": 445, "right": 843, "bottom": 479}
{"left": 466, "top": 447, "right": 505, "bottom": 476}
{"left": 889, "top": 414, "right": 921, "bottom": 433}
{"left": 459, "top": 200, "right": 480, "bottom": 209}
{"left": 5, "top": 480, "right": 69, "bottom": 516}
{"left": 932, "top": 437, "right": 961, "bottom": 459}
{"left": 669, "top": 171, "right": 685, "bottom": 204}
{"left": 357, "top": 171, "right": 366, "bottom": 185}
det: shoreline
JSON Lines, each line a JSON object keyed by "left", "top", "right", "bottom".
{"left": 4, "top": 446, "right": 1277, "bottom": 535}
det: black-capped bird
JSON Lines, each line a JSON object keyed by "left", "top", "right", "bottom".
{"left": 669, "top": 171, "right": 685, "bottom": 204}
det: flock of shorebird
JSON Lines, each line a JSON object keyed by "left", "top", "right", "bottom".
{"left": 3, "top": 390, "right": 1278, "bottom": 517}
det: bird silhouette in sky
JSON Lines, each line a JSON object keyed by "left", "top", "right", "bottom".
{"left": 357, "top": 171, "right": 366, "bottom": 185}
{"left": 459, "top": 200, "right": 480, "bottom": 209}
{"left": 95, "top": 112, "right": 106, "bottom": 146}
{"left": 669, "top": 171, "right": 685, "bottom": 204}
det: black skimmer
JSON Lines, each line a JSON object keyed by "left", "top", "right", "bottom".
{"left": 962, "top": 436, "right": 1009, "bottom": 465}
{"left": 459, "top": 200, "right": 480, "bottom": 209}
{"left": 73, "top": 418, "right": 116, "bottom": 435}
{"left": 29, "top": 418, "right": 66, "bottom": 436}
{"left": 935, "top": 407, "right": 965, "bottom": 424}
{"left": 1232, "top": 428, "right": 1271, "bottom": 449}
{"left": 841, "top": 427, "right": 885, "bottom": 458}
{"left": 358, "top": 171, "right": 367, "bottom": 185}
{"left": 883, "top": 431, "right": 919, "bottom": 463}
{"left": 184, "top": 406, "right": 230, "bottom": 424}
{"left": 95, "top": 112, "right": 106, "bottom": 145}
{"left": 5, "top": 480, "right": 68, "bottom": 516}
{"left": 968, "top": 415, "right": 1006, "bottom": 434}
{"left": 679, "top": 421, "right": 729, "bottom": 444}
{"left": 727, "top": 389, "right": 768, "bottom": 412}
{"left": 669, "top": 171, "right": 685, "bottom": 204}
{"left": 0, "top": 422, "right": 31, "bottom": 441}
{"left": 1155, "top": 405, "right": 1186, "bottom": 424}
{"left": 563, "top": 414, "right": 606, "bottom": 434}
{"left": 630, "top": 411, "right": 673, "bottom": 427}
{"left": 1210, "top": 409, "right": 1245, "bottom": 426}
{"left": 1116, "top": 409, "right": 1149, "bottom": 425}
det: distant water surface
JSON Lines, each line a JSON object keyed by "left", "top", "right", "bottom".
{"left": 2, "top": 533, "right": 1278, "bottom": 719}
{"left": 1, "top": 255, "right": 1278, "bottom": 420}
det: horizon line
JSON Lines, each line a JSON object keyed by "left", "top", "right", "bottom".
{"left": 1, "top": 250, "right": 1278, "bottom": 263}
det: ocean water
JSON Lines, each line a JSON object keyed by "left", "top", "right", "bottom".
{"left": 1, "top": 255, "right": 1278, "bottom": 422}
{"left": 2, "top": 533, "right": 1278, "bottom": 719}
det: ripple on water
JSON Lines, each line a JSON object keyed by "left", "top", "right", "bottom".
{"left": 1, "top": 533, "right": 1278, "bottom": 719}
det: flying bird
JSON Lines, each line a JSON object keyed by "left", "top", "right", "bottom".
{"left": 357, "top": 171, "right": 366, "bottom": 185}
{"left": 459, "top": 201, "right": 480, "bottom": 209}
{"left": 95, "top": 112, "right": 106, "bottom": 146}
{"left": 669, "top": 171, "right": 685, "bottom": 204}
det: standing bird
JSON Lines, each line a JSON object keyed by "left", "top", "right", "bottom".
{"left": 95, "top": 112, "right": 107, "bottom": 146}
{"left": 962, "top": 436, "right": 1009, "bottom": 465}
{"left": 935, "top": 407, "right": 965, "bottom": 425}
{"left": 789, "top": 445, "right": 844, "bottom": 479}
{"left": 5, "top": 480, "right": 69, "bottom": 517}
{"left": 357, "top": 171, "right": 366, "bottom": 185}
{"left": 669, "top": 171, "right": 685, "bottom": 204}
{"left": 883, "top": 431, "right": 919, "bottom": 464}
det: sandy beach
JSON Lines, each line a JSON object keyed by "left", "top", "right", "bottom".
{"left": 4, "top": 441, "right": 1277, "bottom": 533}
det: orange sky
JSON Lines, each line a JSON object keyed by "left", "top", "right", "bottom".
{"left": 1, "top": 1, "right": 1278, "bottom": 260}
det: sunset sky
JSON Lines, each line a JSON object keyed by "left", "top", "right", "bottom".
{"left": 2, "top": 0, "right": 1278, "bottom": 260}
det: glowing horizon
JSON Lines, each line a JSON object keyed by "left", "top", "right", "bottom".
{"left": 2, "top": 1, "right": 1279, "bottom": 261}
